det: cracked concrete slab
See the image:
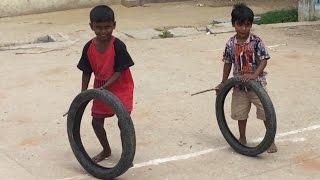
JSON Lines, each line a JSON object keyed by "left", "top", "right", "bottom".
{"left": 168, "top": 27, "right": 201, "bottom": 37}
{"left": 0, "top": 153, "right": 34, "bottom": 179}
{"left": 123, "top": 28, "right": 160, "bottom": 40}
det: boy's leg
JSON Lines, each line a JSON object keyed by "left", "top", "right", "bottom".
{"left": 263, "top": 121, "right": 278, "bottom": 153}
{"left": 231, "top": 90, "right": 251, "bottom": 145}
{"left": 92, "top": 117, "right": 111, "bottom": 163}
{"left": 249, "top": 91, "right": 278, "bottom": 153}
{"left": 238, "top": 119, "right": 248, "bottom": 145}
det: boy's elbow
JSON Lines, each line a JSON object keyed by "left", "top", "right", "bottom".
{"left": 82, "top": 72, "right": 91, "bottom": 77}
{"left": 224, "top": 63, "right": 232, "bottom": 68}
{"left": 261, "top": 59, "right": 268, "bottom": 66}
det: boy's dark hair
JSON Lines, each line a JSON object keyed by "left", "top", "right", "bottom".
{"left": 90, "top": 5, "right": 115, "bottom": 23}
{"left": 231, "top": 3, "right": 254, "bottom": 26}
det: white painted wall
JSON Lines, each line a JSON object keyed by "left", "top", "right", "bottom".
{"left": 298, "top": 0, "right": 320, "bottom": 21}
{"left": 0, "top": 0, "right": 121, "bottom": 18}
{"left": 315, "top": 0, "right": 320, "bottom": 17}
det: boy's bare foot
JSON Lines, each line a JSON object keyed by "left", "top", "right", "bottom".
{"left": 267, "top": 143, "right": 278, "bottom": 153}
{"left": 92, "top": 149, "right": 111, "bottom": 163}
{"left": 239, "top": 137, "right": 247, "bottom": 145}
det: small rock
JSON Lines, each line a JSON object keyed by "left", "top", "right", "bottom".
{"left": 178, "top": 141, "right": 187, "bottom": 146}
{"left": 253, "top": 16, "right": 261, "bottom": 24}
{"left": 211, "top": 20, "right": 221, "bottom": 24}
{"left": 196, "top": 27, "right": 207, "bottom": 32}
{"left": 196, "top": 3, "right": 205, "bottom": 7}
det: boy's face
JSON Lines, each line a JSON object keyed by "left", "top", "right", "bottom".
{"left": 234, "top": 21, "right": 252, "bottom": 39}
{"left": 90, "top": 21, "right": 116, "bottom": 41}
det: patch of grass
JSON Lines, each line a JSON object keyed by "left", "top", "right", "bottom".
{"left": 256, "top": 9, "right": 298, "bottom": 25}
{"left": 310, "top": 16, "right": 320, "bottom": 21}
{"left": 158, "top": 29, "right": 174, "bottom": 38}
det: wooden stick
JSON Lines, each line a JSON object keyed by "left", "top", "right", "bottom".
{"left": 191, "top": 88, "right": 217, "bottom": 96}
{"left": 63, "top": 111, "right": 68, "bottom": 117}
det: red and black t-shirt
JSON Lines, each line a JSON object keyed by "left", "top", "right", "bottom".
{"left": 77, "top": 37, "right": 134, "bottom": 117}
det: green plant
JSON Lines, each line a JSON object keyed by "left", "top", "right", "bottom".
{"left": 159, "top": 29, "right": 174, "bottom": 38}
{"left": 256, "top": 9, "right": 298, "bottom": 25}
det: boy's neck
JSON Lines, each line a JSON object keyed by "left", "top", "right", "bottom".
{"left": 236, "top": 33, "right": 250, "bottom": 44}
{"left": 95, "top": 36, "right": 113, "bottom": 44}
{"left": 94, "top": 36, "right": 113, "bottom": 53}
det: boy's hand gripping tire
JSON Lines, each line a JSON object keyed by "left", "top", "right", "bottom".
{"left": 67, "top": 89, "right": 136, "bottom": 179}
{"left": 215, "top": 77, "right": 276, "bottom": 156}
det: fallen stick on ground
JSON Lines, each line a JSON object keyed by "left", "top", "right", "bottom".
{"left": 267, "top": 43, "right": 287, "bottom": 48}
{"left": 15, "top": 48, "right": 66, "bottom": 55}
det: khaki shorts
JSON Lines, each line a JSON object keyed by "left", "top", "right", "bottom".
{"left": 231, "top": 89, "right": 266, "bottom": 121}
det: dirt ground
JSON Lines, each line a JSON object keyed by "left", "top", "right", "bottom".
{"left": 1, "top": 1, "right": 320, "bottom": 179}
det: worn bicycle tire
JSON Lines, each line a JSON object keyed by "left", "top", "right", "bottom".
{"left": 215, "top": 77, "right": 276, "bottom": 156}
{"left": 67, "top": 89, "right": 136, "bottom": 179}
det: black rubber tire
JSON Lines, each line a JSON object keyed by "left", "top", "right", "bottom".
{"left": 215, "top": 77, "right": 277, "bottom": 156}
{"left": 67, "top": 89, "right": 136, "bottom": 179}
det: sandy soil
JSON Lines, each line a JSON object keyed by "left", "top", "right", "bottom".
{"left": 1, "top": 1, "right": 320, "bottom": 179}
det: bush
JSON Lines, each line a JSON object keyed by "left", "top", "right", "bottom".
{"left": 256, "top": 9, "right": 298, "bottom": 25}
{"left": 159, "top": 29, "right": 174, "bottom": 38}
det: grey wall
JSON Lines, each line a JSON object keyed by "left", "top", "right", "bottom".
{"left": 0, "top": 0, "right": 121, "bottom": 18}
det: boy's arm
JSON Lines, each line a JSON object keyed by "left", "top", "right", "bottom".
{"left": 81, "top": 73, "right": 91, "bottom": 92}
{"left": 78, "top": 41, "right": 93, "bottom": 91}
{"left": 100, "top": 72, "right": 121, "bottom": 89}
{"left": 220, "top": 40, "right": 233, "bottom": 83}
{"left": 242, "top": 59, "right": 267, "bottom": 81}
{"left": 215, "top": 41, "right": 233, "bottom": 93}
{"left": 215, "top": 63, "right": 232, "bottom": 94}
{"left": 99, "top": 38, "right": 134, "bottom": 89}
{"left": 222, "top": 63, "right": 232, "bottom": 83}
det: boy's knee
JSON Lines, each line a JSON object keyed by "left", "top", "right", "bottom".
{"left": 231, "top": 113, "right": 249, "bottom": 120}
{"left": 92, "top": 118, "right": 104, "bottom": 128}
{"left": 257, "top": 110, "right": 266, "bottom": 121}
